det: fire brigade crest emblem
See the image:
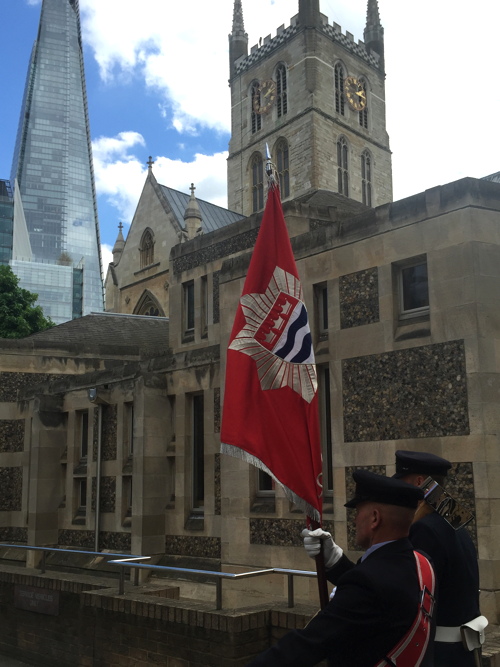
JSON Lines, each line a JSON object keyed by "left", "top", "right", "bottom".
{"left": 229, "top": 267, "right": 318, "bottom": 403}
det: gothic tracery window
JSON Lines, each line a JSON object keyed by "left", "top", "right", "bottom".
{"left": 334, "top": 63, "right": 345, "bottom": 115}
{"left": 251, "top": 81, "right": 262, "bottom": 134}
{"left": 337, "top": 137, "right": 349, "bottom": 197}
{"left": 134, "top": 290, "right": 165, "bottom": 317}
{"left": 361, "top": 150, "right": 372, "bottom": 207}
{"left": 140, "top": 228, "right": 154, "bottom": 268}
{"left": 276, "top": 139, "right": 290, "bottom": 198}
{"left": 358, "top": 79, "right": 368, "bottom": 129}
{"left": 276, "top": 64, "right": 288, "bottom": 118}
{"left": 251, "top": 153, "right": 264, "bottom": 212}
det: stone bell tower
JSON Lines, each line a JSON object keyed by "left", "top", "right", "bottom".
{"left": 227, "top": 0, "right": 392, "bottom": 216}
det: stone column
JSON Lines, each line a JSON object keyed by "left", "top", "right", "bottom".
{"left": 27, "top": 394, "right": 66, "bottom": 566}
{"left": 131, "top": 374, "right": 170, "bottom": 558}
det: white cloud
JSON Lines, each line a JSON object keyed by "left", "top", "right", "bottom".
{"left": 82, "top": 0, "right": 500, "bottom": 207}
{"left": 154, "top": 152, "right": 229, "bottom": 209}
{"left": 92, "top": 132, "right": 147, "bottom": 221}
{"left": 92, "top": 131, "right": 228, "bottom": 220}
{"left": 100, "top": 243, "right": 113, "bottom": 272}
{"left": 80, "top": 0, "right": 364, "bottom": 136}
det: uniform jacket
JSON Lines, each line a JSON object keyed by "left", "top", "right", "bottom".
{"left": 409, "top": 512, "right": 480, "bottom": 667}
{"left": 246, "top": 538, "right": 434, "bottom": 667}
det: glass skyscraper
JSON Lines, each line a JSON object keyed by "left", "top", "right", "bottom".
{"left": 0, "top": 181, "right": 14, "bottom": 265}
{"left": 10, "top": 0, "right": 103, "bottom": 324}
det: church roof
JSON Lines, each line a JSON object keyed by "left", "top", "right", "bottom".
{"left": 159, "top": 185, "right": 245, "bottom": 233}
{"left": 24, "top": 312, "right": 169, "bottom": 358}
{"left": 482, "top": 171, "right": 500, "bottom": 183}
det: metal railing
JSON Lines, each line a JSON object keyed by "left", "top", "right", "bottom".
{"left": 0, "top": 544, "right": 144, "bottom": 585}
{"left": 0, "top": 544, "right": 317, "bottom": 610}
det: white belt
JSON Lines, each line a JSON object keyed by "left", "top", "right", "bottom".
{"left": 435, "top": 616, "right": 488, "bottom": 650}
{"left": 435, "top": 625, "right": 462, "bottom": 643}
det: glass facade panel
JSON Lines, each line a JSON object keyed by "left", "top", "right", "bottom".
{"left": 11, "top": 259, "right": 79, "bottom": 324}
{"left": 10, "top": 0, "right": 103, "bottom": 322}
{"left": 0, "top": 181, "right": 14, "bottom": 265}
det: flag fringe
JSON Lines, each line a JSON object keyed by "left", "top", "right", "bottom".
{"left": 221, "top": 442, "right": 321, "bottom": 524}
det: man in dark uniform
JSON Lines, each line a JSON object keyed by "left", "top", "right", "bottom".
{"left": 393, "top": 450, "right": 481, "bottom": 666}
{"left": 247, "top": 470, "right": 435, "bottom": 667}
{"left": 303, "top": 451, "right": 482, "bottom": 666}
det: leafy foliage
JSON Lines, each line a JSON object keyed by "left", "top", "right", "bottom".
{"left": 0, "top": 265, "right": 55, "bottom": 338}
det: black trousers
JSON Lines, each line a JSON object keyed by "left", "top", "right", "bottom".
{"left": 434, "top": 641, "right": 476, "bottom": 667}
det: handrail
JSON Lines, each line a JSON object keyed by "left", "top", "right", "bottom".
{"left": 0, "top": 543, "right": 317, "bottom": 610}
{"left": 0, "top": 543, "right": 146, "bottom": 585}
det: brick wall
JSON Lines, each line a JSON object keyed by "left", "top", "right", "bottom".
{"left": 1, "top": 569, "right": 498, "bottom": 666}
{"left": 0, "top": 570, "right": 270, "bottom": 667}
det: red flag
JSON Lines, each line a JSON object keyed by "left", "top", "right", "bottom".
{"left": 221, "top": 183, "right": 323, "bottom": 522}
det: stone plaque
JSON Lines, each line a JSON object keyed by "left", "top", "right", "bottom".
{"left": 14, "top": 585, "right": 60, "bottom": 616}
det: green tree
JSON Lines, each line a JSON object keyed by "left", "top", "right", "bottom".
{"left": 0, "top": 265, "right": 55, "bottom": 338}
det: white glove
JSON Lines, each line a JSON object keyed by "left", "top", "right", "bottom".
{"left": 301, "top": 528, "right": 343, "bottom": 570}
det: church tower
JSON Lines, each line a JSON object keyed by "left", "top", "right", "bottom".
{"left": 227, "top": 0, "right": 392, "bottom": 216}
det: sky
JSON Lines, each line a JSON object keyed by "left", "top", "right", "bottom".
{"left": 1, "top": 0, "right": 500, "bottom": 271}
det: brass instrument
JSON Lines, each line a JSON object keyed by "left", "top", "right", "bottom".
{"left": 419, "top": 477, "right": 474, "bottom": 530}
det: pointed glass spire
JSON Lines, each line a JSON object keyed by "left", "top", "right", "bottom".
{"left": 10, "top": 0, "right": 103, "bottom": 322}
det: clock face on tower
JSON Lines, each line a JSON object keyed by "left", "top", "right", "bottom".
{"left": 253, "top": 79, "right": 277, "bottom": 114}
{"left": 344, "top": 76, "right": 367, "bottom": 111}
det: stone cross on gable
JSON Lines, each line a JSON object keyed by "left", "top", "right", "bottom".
{"left": 147, "top": 156, "right": 155, "bottom": 171}
{"left": 118, "top": 221, "right": 123, "bottom": 232}
{"left": 190, "top": 183, "right": 196, "bottom": 196}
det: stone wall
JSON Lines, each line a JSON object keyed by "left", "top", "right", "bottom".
{"left": 58, "top": 530, "right": 131, "bottom": 551}
{"left": 165, "top": 535, "right": 221, "bottom": 560}
{"left": 0, "top": 372, "right": 62, "bottom": 402}
{"left": 339, "top": 267, "right": 379, "bottom": 329}
{"left": 250, "top": 518, "right": 335, "bottom": 546}
{"left": 342, "top": 341, "right": 469, "bottom": 442}
{"left": 0, "top": 419, "right": 25, "bottom": 452}
{"left": 0, "top": 467, "right": 22, "bottom": 511}
{"left": 0, "top": 527, "right": 27, "bottom": 543}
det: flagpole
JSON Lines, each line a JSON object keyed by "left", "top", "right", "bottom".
{"left": 264, "top": 145, "right": 329, "bottom": 610}
{"left": 310, "top": 520, "right": 329, "bottom": 609}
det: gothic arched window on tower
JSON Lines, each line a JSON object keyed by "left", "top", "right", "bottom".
{"left": 139, "top": 228, "right": 155, "bottom": 268}
{"left": 276, "top": 64, "right": 288, "bottom": 118}
{"left": 251, "top": 153, "right": 264, "bottom": 212}
{"left": 337, "top": 137, "right": 349, "bottom": 197}
{"left": 334, "top": 63, "right": 345, "bottom": 115}
{"left": 276, "top": 139, "right": 290, "bottom": 198}
{"left": 361, "top": 150, "right": 372, "bottom": 206}
{"left": 358, "top": 79, "right": 368, "bottom": 129}
{"left": 251, "top": 82, "right": 262, "bottom": 134}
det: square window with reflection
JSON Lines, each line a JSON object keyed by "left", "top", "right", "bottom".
{"left": 399, "top": 260, "right": 429, "bottom": 317}
{"left": 79, "top": 479, "right": 87, "bottom": 510}
{"left": 77, "top": 410, "right": 89, "bottom": 460}
{"left": 257, "top": 469, "right": 275, "bottom": 495}
{"left": 183, "top": 280, "right": 195, "bottom": 333}
{"left": 251, "top": 468, "right": 276, "bottom": 513}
